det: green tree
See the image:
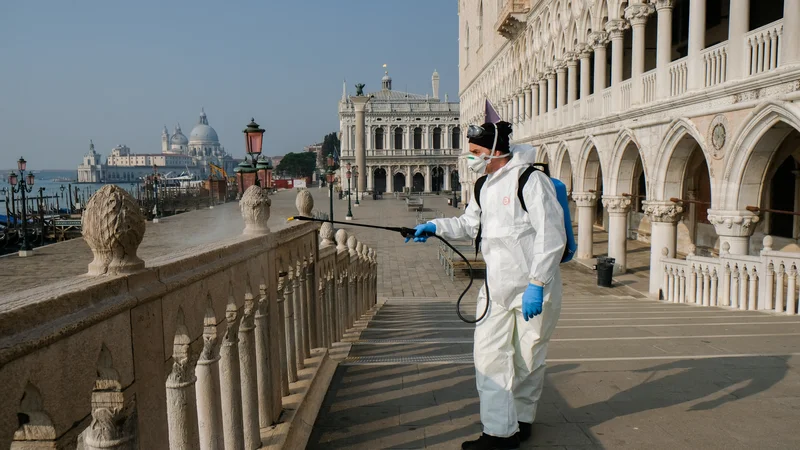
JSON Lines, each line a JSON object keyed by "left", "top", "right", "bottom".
{"left": 275, "top": 152, "right": 317, "bottom": 178}
{"left": 321, "top": 132, "right": 340, "bottom": 160}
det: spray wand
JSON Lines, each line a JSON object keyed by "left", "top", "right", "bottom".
{"left": 287, "top": 215, "right": 488, "bottom": 323}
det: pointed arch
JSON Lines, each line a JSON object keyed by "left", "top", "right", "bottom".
{"left": 608, "top": 128, "right": 649, "bottom": 197}
{"left": 577, "top": 135, "right": 606, "bottom": 192}
{"left": 554, "top": 143, "right": 575, "bottom": 191}
{"left": 652, "top": 118, "right": 709, "bottom": 202}
{"left": 723, "top": 101, "right": 800, "bottom": 211}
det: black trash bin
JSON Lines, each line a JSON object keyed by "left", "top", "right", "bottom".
{"left": 595, "top": 257, "right": 615, "bottom": 287}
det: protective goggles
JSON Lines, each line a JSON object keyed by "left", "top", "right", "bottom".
{"left": 466, "top": 123, "right": 498, "bottom": 152}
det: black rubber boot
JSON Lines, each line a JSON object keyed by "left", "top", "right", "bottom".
{"left": 461, "top": 433, "right": 520, "bottom": 450}
{"left": 516, "top": 422, "right": 532, "bottom": 442}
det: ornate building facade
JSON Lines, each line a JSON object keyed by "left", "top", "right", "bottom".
{"left": 459, "top": 0, "right": 800, "bottom": 296}
{"left": 339, "top": 71, "right": 462, "bottom": 193}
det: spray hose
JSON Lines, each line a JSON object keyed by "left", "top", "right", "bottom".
{"left": 288, "top": 216, "right": 489, "bottom": 324}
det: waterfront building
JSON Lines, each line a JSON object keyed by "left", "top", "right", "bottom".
{"left": 338, "top": 70, "right": 462, "bottom": 193}
{"left": 458, "top": 0, "right": 800, "bottom": 297}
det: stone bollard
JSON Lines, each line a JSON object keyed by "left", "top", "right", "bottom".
{"left": 83, "top": 185, "right": 145, "bottom": 276}
{"left": 240, "top": 185, "right": 271, "bottom": 235}
{"left": 335, "top": 229, "right": 349, "bottom": 253}
{"left": 296, "top": 189, "right": 314, "bottom": 217}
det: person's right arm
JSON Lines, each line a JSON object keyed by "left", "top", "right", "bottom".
{"left": 429, "top": 199, "right": 481, "bottom": 240}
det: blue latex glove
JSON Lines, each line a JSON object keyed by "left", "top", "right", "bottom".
{"left": 522, "top": 283, "right": 544, "bottom": 321}
{"left": 405, "top": 222, "right": 436, "bottom": 243}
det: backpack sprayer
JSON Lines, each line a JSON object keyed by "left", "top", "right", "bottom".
{"left": 287, "top": 216, "right": 488, "bottom": 323}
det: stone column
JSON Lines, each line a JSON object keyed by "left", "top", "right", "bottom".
{"left": 547, "top": 72, "right": 556, "bottom": 112}
{"left": 275, "top": 274, "right": 290, "bottom": 397}
{"left": 386, "top": 166, "right": 394, "bottom": 194}
{"left": 366, "top": 166, "right": 373, "bottom": 192}
{"left": 350, "top": 95, "right": 370, "bottom": 192}
{"left": 687, "top": 0, "right": 706, "bottom": 90}
{"left": 424, "top": 165, "right": 432, "bottom": 192}
{"left": 603, "top": 196, "right": 632, "bottom": 274}
{"left": 573, "top": 192, "right": 597, "bottom": 260}
{"left": 579, "top": 47, "right": 591, "bottom": 99}
{"left": 219, "top": 299, "right": 245, "bottom": 450}
{"left": 254, "top": 285, "right": 273, "bottom": 430}
{"left": 567, "top": 57, "right": 578, "bottom": 104}
{"left": 783, "top": 0, "right": 800, "bottom": 66}
{"left": 524, "top": 87, "right": 533, "bottom": 119}
{"left": 166, "top": 315, "right": 200, "bottom": 450}
{"left": 405, "top": 165, "right": 412, "bottom": 190}
{"left": 555, "top": 65, "right": 566, "bottom": 109}
{"left": 444, "top": 165, "right": 451, "bottom": 191}
{"left": 726, "top": 0, "right": 749, "bottom": 81}
{"left": 590, "top": 32, "right": 610, "bottom": 94}
{"left": 643, "top": 201, "right": 684, "bottom": 296}
{"left": 517, "top": 91, "right": 525, "bottom": 123}
{"left": 626, "top": 3, "right": 653, "bottom": 104}
{"left": 538, "top": 79, "right": 547, "bottom": 116}
{"left": 238, "top": 293, "right": 260, "bottom": 450}
{"left": 655, "top": 1, "right": 674, "bottom": 98}
{"left": 196, "top": 304, "right": 224, "bottom": 450}
{"left": 607, "top": 19, "right": 628, "bottom": 109}
{"left": 707, "top": 210, "right": 760, "bottom": 255}
{"left": 512, "top": 94, "right": 519, "bottom": 124}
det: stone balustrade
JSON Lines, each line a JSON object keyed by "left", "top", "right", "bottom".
{"left": 0, "top": 185, "right": 378, "bottom": 449}
{"left": 660, "top": 236, "right": 800, "bottom": 315}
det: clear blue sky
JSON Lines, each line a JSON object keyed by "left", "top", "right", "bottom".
{"left": 0, "top": 0, "right": 458, "bottom": 170}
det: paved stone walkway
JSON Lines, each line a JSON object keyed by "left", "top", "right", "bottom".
{"left": 305, "top": 192, "right": 800, "bottom": 449}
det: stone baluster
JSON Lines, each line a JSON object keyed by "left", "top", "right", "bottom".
{"left": 318, "top": 277, "right": 329, "bottom": 349}
{"left": 240, "top": 185, "right": 271, "bottom": 236}
{"left": 337, "top": 229, "right": 350, "bottom": 335}
{"left": 788, "top": 265, "right": 798, "bottom": 315}
{"left": 764, "top": 260, "right": 775, "bottom": 311}
{"left": 276, "top": 272, "right": 290, "bottom": 396}
{"left": 702, "top": 267, "right": 711, "bottom": 306}
{"left": 254, "top": 283, "right": 274, "bottom": 428}
{"left": 238, "top": 290, "right": 260, "bottom": 450}
{"left": 196, "top": 299, "right": 223, "bottom": 450}
{"left": 283, "top": 267, "right": 299, "bottom": 381}
{"left": 296, "top": 259, "right": 310, "bottom": 360}
{"left": 775, "top": 264, "right": 786, "bottom": 313}
{"left": 304, "top": 255, "right": 318, "bottom": 350}
{"left": 739, "top": 265, "right": 749, "bottom": 311}
{"left": 83, "top": 185, "right": 145, "bottom": 275}
{"left": 687, "top": 264, "right": 697, "bottom": 304}
{"left": 356, "top": 241, "right": 366, "bottom": 315}
{"left": 710, "top": 268, "right": 719, "bottom": 306}
{"left": 84, "top": 345, "right": 134, "bottom": 450}
{"left": 748, "top": 267, "right": 759, "bottom": 311}
{"left": 348, "top": 236, "right": 359, "bottom": 326}
{"left": 11, "top": 383, "right": 57, "bottom": 449}
{"left": 166, "top": 309, "right": 200, "bottom": 450}
{"left": 661, "top": 250, "right": 669, "bottom": 300}
{"left": 327, "top": 274, "right": 336, "bottom": 346}
{"left": 730, "top": 265, "right": 740, "bottom": 310}
{"left": 695, "top": 265, "right": 703, "bottom": 305}
{"left": 721, "top": 262, "right": 732, "bottom": 307}
{"left": 219, "top": 298, "right": 245, "bottom": 450}
{"left": 293, "top": 261, "right": 307, "bottom": 369}
{"left": 678, "top": 268, "right": 686, "bottom": 303}
{"left": 665, "top": 267, "right": 673, "bottom": 302}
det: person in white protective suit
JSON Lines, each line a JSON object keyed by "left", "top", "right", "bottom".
{"left": 408, "top": 121, "right": 566, "bottom": 450}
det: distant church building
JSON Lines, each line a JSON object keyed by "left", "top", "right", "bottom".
{"left": 338, "top": 70, "right": 461, "bottom": 193}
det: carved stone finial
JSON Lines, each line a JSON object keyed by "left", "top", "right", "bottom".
{"left": 320, "top": 222, "right": 335, "bottom": 249}
{"left": 83, "top": 184, "right": 146, "bottom": 276}
{"left": 240, "top": 185, "right": 271, "bottom": 235}
{"left": 347, "top": 236, "right": 358, "bottom": 256}
{"left": 295, "top": 189, "right": 314, "bottom": 217}
{"left": 356, "top": 241, "right": 364, "bottom": 256}
{"left": 336, "top": 229, "right": 349, "bottom": 253}
{"left": 763, "top": 235, "right": 774, "bottom": 252}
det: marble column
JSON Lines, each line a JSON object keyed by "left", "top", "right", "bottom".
{"left": 707, "top": 210, "right": 761, "bottom": 255}
{"left": 366, "top": 166, "right": 373, "bottom": 192}
{"left": 386, "top": 167, "right": 394, "bottom": 194}
{"left": 590, "top": 32, "right": 610, "bottom": 94}
{"left": 517, "top": 91, "right": 525, "bottom": 123}
{"left": 405, "top": 165, "right": 412, "bottom": 190}
{"left": 607, "top": 19, "right": 628, "bottom": 110}
{"left": 603, "top": 196, "right": 632, "bottom": 274}
{"left": 512, "top": 94, "right": 519, "bottom": 125}
{"left": 424, "top": 165, "right": 432, "bottom": 192}
{"left": 567, "top": 57, "right": 578, "bottom": 104}
{"left": 783, "top": 0, "right": 800, "bottom": 66}
{"left": 626, "top": 3, "right": 653, "bottom": 104}
{"left": 524, "top": 87, "right": 533, "bottom": 119}
{"left": 444, "top": 165, "right": 450, "bottom": 191}
{"left": 574, "top": 192, "right": 597, "bottom": 260}
{"left": 538, "top": 78, "right": 547, "bottom": 116}
{"left": 687, "top": 0, "right": 706, "bottom": 90}
{"left": 655, "top": 1, "right": 674, "bottom": 98}
{"left": 644, "top": 201, "right": 684, "bottom": 296}
{"left": 547, "top": 72, "right": 556, "bottom": 112}
{"left": 556, "top": 64, "right": 567, "bottom": 108}
{"left": 350, "top": 96, "right": 370, "bottom": 192}
{"left": 727, "top": 0, "right": 748, "bottom": 80}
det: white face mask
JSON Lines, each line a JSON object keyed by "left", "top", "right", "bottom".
{"left": 465, "top": 152, "right": 509, "bottom": 175}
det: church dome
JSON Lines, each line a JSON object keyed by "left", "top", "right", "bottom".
{"left": 171, "top": 125, "right": 188, "bottom": 146}
{"left": 189, "top": 108, "right": 219, "bottom": 144}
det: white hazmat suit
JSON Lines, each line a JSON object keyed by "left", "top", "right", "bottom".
{"left": 430, "top": 144, "right": 566, "bottom": 438}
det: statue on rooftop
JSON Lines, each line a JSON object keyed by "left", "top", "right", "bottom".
{"left": 355, "top": 83, "right": 366, "bottom": 96}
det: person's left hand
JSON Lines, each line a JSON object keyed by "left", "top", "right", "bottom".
{"left": 522, "top": 283, "right": 544, "bottom": 321}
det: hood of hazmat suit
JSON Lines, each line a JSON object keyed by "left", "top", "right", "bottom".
{"left": 429, "top": 143, "right": 567, "bottom": 438}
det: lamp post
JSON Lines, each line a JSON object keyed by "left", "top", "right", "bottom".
{"left": 152, "top": 164, "right": 160, "bottom": 222}
{"left": 59, "top": 185, "right": 66, "bottom": 213}
{"left": 9, "top": 157, "right": 35, "bottom": 256}
{"left": 243, "top": 118, "right": 265, "bottom": 188}
{"left": 353, "top": 166, "right": 360, "bottom": 206}
{"left": 345, "top": 162, "right": 353, "bottom": 221}
{"left": 326, "top": 153, "right": 335, "bottom": 222}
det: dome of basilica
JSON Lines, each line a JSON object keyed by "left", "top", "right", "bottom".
{"left": 189, "top": 108, "right": 219, "bottom": 144}
{"left": 170, "top": 125, "right": 189, "bottom": 146}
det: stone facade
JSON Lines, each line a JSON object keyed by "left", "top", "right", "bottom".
{"left": 339, "top": 71, "right": 462, "bottom": 194}
{"left": 459, "top": 0, "right": 800, "bottom": 294}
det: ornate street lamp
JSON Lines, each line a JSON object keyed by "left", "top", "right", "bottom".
{"left": 9, "top": 157, "right": 35, "bottom": 256}
{"left": 243, "top": 118, "right": 265, "bottom": 187}
{"left": 345, "top": 162, "right": 353, "bottom": 221}
{"left": 152, "top": 164, "right": 160, "bottom": 221}
{"left": 326, "top": 153, "right": 335, "bottom": 222}
{"left": 353, "top": 165, "right": 360, "bottom": 206}
{"left": 59, "top": 185, "right": 66, "bottom": 212}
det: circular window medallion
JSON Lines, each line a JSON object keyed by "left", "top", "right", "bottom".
{"left": 708, "top": 115, "right": 728, "bottom": 160}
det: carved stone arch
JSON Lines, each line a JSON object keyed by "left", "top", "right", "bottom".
{"left": 595, "top": 0, "right": 610, "bottom": 29}
{"left": 652, "top": 118, "right": 709, "bottom": 202}
{"left": 723, "top": 101, "right": 800, "bottom": 211}
{"left": 608, "top": 128, "right": 649, "bottom": 197}
{"left": 576, "top": 135, "right": 607, "bottom": 192}
{"left": 12, "top": 382, "right": 57, "bottom": 444}
{"left": 554, "top": 143, "right": 575, "bottom": 191}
